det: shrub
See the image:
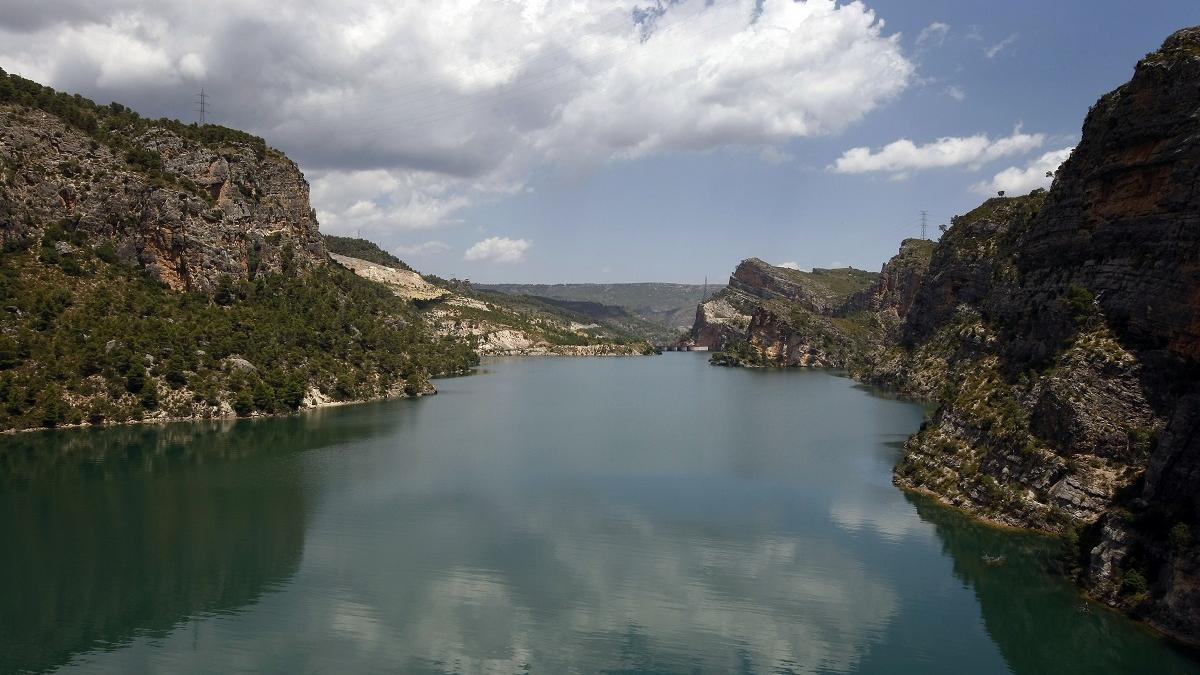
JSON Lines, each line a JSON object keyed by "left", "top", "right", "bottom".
{"left": 1169, "top": 523, "right": 1192, "bottom": 550}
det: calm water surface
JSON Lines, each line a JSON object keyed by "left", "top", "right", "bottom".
{"left": 1, "top": 354, "right": 1197, "bottom": 674}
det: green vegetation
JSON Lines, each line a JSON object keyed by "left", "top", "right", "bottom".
{"left": 0, "top": 66, "right": 267, "bottom": 208}
{"left": 323, "top": 235, "right": 413, "bottom": 271}
{"left": 800, "top": 267, "right": 879, "bottom": 301}
{"left": 0, "top": 231, "right": 476, "bottom": 431}
{"left": 1065, "top": 284, "right": 1097, "bottom": 321}
{"left": 711, "top": 340, "right": 766, "bottom": 367}
{"left": 0, "top": 68, "right": 267, "bottom": 157}
{"left": 1169, "top": 522, "right": 1192, "bottom": 550}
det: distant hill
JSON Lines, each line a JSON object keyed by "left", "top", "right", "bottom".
{"left": 479, "top": 283, "right": 713, "bottom": 335}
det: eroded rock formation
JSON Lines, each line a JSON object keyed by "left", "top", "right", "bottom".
{"left": 0, "top": 107, "right": 327, "bottom": 291}
{"left": 695, "top": 27, "right": 1200, "bottom": 642}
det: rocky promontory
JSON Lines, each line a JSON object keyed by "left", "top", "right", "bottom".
{"left": 697, "top": 27, "right": 1200, "bottom": 643}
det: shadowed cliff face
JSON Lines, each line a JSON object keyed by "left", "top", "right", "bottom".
{"left": 695, "top": 26, "right": 1200, "bottom": 643}
{"left": 0, "top": 106, "right": 327, "bottom": 292}
{"left": 1016, "top": 26, "right": 1200, "bottom": 364}
{"left": 900, "top": 27, "right": 1200, "bottom": 644}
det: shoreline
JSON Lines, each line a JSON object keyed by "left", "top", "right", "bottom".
{"left": 709, "top": 353, "right": 1200, "bottom": 649}
{"left": 0, "top": 349, "right": 657, "bottom": 436}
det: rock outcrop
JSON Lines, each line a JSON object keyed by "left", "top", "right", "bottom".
{"left": 695, "top": 27, "right": 1200, "bottom": 643}
{"left": 330, "top": 254, "right": 449, "bottom": 302}
{"left": 691, "top": 258, "right": 879, "bottom": 366}
{"left": 0, "top": 105, "right": 327, "bottom": 292}
{"left": 0, "top": 73, "right": 480, "bottom": 431}
{"left": 892, "top": 29, "right": 1200, "bottom": 641}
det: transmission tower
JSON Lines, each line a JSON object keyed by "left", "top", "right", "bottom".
{"left": 920, "top": 210, "right": 928, "bottom": 240}
{"left": 702, "top": 276, "right": 708, "bottom": 303}
{"left": 196, "top": 88, "right": 208, "bottom": 125}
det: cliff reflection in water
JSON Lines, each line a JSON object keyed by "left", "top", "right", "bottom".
{"left": 0, "top": 409, "right": 399, "bottom": 674}
{"left": 907, "top": 493, "right": 1200, "bottom": 675}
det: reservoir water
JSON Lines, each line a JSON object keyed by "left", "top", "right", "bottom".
{"left": 1, "top": 354, "right": 1197, "bottom": 674}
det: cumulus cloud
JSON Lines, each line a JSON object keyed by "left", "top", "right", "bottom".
{"left": 915, "top": 22, "right": 950, "bottom": 49}
{"left": 944, "top": 85, "right": 966, "bottom": 102}
{"left": 0, "top": 0, "right": 915, "bottom": 238}
{"left": 830, "top": 126, "right": 1045, "bottom": 176}
{"left": 464, "top": 237, "right": 531, "bottom": 264}
{"left": 971, "top": 146, "right": 1073, "bottom": 196}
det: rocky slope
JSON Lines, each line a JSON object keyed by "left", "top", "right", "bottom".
{"left": 329, "top": 253, "right": 449, "bottom": 302}
{"left": 691, "top": 259, "right": 877, "bottom": 347}
{"left": 0, "top": 89, "right": 326, "bottom": 291}
{"left": 698, "top": 27, "right": 1200, "bottom": 643}
{"left": 0, "top": 71, "right": 476, "bottom": 431}
{"left": 420, "top": 284, "right": 653, "bottom": 356}
{"left": 694, "top": 256, "right": 906, "bottom": 369}
{"left": 325, "top": 238, "right": 652, "bottom": 356}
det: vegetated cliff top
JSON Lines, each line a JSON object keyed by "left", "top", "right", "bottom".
{"left": 1141, "top": 25, "right": 1200, "bottom": 65}
{"left": 890, "top": 238, "right": 936, "bottom": 266}
{"left": 0, "top": 67, "right": 270, "bottom": 159}
{"left": 729, "top": 257, "right": 878, "bottom": 310}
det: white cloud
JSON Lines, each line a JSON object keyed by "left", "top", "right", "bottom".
{"left": 309, "top": 169, "right": 478, "bottom": 235}
{"left": 985, "top": 33, "right": 1018, "bottom": 59}
{"left": 0, "top": 0, "right": 915, "bottom": 238}
{"left": 971, "top": 146, "right": 1073, "bottom": 196}
{"left": 177, "top": 52, "right": 206, "bottom": 80}
{"left": 915, "top": 22, "right": 949, "bottom": 49}
{"left": 464, "top": 237, "right": 531, "bottom": 264}
{"left": 394, "top": 240, "right": 451, "bottom": 257}
{"left": 829, "top": 126, "right": 1045, "bottom": 176}
{"left": 944, "top": 85, "right": 965, "bottom": 102}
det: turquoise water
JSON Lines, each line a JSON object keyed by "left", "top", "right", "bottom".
{"left": 1, "top": 354, "right": 1196, "bottom": 673}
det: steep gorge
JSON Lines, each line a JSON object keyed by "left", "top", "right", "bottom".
{"left": 697, "top": 27, "right": 1200, "bottom": 643}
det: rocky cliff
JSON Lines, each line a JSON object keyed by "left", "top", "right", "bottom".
{"left": 0, "top": 72, "right": 477, "bottom": 431}
{"left": 1, "top": 71, "right": 327, "bottom": 292}
{"left": 697, "top": 27, "right": 1200, "bottom": 643}
{"left": 696, "top": 247, "right": 933, "bottom": 369}
{"left": 692, "top": 258, "right": 879, "bottom": 366}
{"left": 892, "top": 29, "right": 1200, "bottom": 641}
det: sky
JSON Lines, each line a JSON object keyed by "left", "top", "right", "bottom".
{"left": 2, "top": 1, "right": 1198, "bottom": 283}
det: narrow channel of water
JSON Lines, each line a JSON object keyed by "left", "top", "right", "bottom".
{"left": 1, "top": 354, "right": 1196, "bottom": 673}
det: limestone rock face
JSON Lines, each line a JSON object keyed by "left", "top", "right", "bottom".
{"left": 692, "top": 27, "right": 1200, "bottom": 642}
{"left": 330, "top": 254, "right": 449, "bottom": 302}
{"left": 1016, "top": 26, "right": 1200, "bottom": 364}
{"left": 890, "top": 28, "right": 1200, "bottom": 643}
{"left": 691, "top": 296, "right": 753, "bottom": 350}
{"left": 0, "top": 107, "right": 327, "bottom": 291}
{"left": 691, "top": 258, "right": 879, "bottom": 363}
{"left": 840, "top": 238, "right": 934, "bottom": 321}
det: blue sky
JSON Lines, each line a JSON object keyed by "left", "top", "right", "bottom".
{"left": 446, "top": 1, "right": 1200, "bottom": 282}
{"left": 3, "top": 1, "right": 1198, "bottom": 283}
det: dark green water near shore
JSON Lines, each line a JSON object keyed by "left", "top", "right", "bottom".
{"left": 1, "top": 354, "right": 1196, "bottom": 674}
